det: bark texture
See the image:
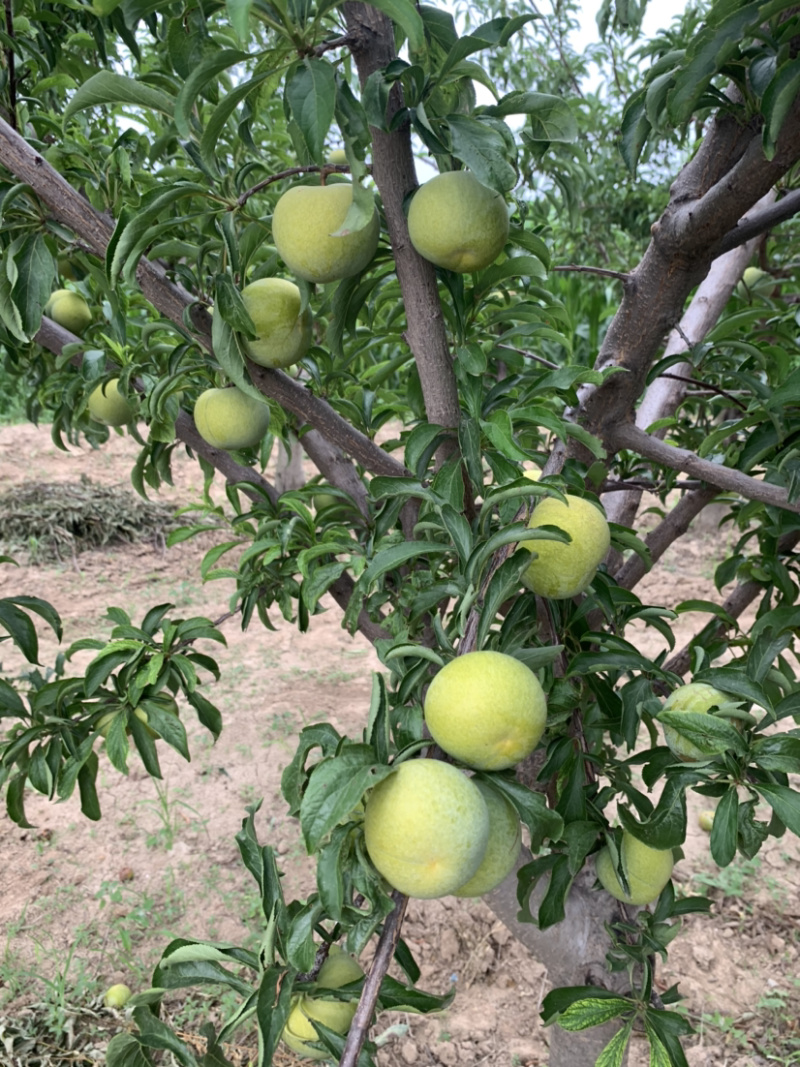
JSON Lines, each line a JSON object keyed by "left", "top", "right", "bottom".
{"left": 488, "top": 860, "right": 634, "bottom": 1067}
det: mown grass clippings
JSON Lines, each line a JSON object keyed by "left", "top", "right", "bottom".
{"left": 0, "top": 479, "right": 179, "bottom": 564}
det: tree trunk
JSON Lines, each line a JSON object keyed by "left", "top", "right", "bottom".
{"left": 488, "top": 857, "right": 634, "bottom": 1067}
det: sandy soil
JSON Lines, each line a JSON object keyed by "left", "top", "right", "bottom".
{"left": 0, "top": 423, "right": 798, "bottom": 1067}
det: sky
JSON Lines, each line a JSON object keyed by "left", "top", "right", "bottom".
{"left": 573, "top": 0, "right": 690, "bottom": 50}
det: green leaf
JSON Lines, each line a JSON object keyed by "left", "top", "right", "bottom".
{"left": 595, "top": 1022, "right": 634, "bottom": 1067}
{"left": 709, "top": 786, "right": 738, "bottom": 867}
{"left": 618, "top": 775, "right": 689, "bottom": 850}
{"left": 299, "top": 747, "right": 392, "bottom": 852}
{"left": 436, "top": 14, "right": 538, "bottom": 82}
{"left": 755, "top": 782, "right": 800, "bottom": 836}
{"left": 692, "top": 667, "right": 771, "bottom": 713}
{"left": 364, "top": 0, "right": 424, "bottom": 52}
{"left": 227, "top": 0, "right": 252, "bottom": 44}
{"left": 667, "top": 3, "right": 761, "bottom": 124}
{"left": 286, "top": 60, "right": 336, "bottom": 164}
{"left": 63, "top": 71, "right": 174, "bottom": 125}
{"left": 131, "top": 1005, "right": 197, "bottom": 1066}
{"left": 0, "top": 599, "right": 40, "bottom": 663}
{"left": 376, "top": 975, "right": 455, "bottom": 1013}
{"left": 541, "top": 985, "right": 628, "bottom": 1025}
{"left": 447, "top": 116, "right": 517, "bottom": 193}
{"left": 762, "top": 57, "right": 800, "bottom": 158}
{"left": 657, "top": 710, "right": 747, "bottom": 758}
{"left": 174, "top": 49, "right": 247, "bottom": 139}
{"left": 484, "top": 92, "right": 577, "bottom": 142}
{"left": 10, "top": 234, "right": 54, "bottom": 336}
{"left": 362, "top": 542, "right": 450, "bottom": 587}
{"left": 478, "top": 772, "right": 563, "bottom": 851}
{"left": 619, "top": 88, "right": 650, "bottom": 175}
{"left": 558, "top": 996, "right": 632, "bottom": 1032}
{"left": 6, "top": 773, "right": 34, "bottom": 828}
{"left": 105, "top": 1033, "right": 153, "bottom": 1067}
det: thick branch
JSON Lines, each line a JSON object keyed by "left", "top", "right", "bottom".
{"left": 663, "top": 530, "right": 800, "bottom": 676}
{"left": 342, "top": 3, "right": 462, "bottom": 441}
{"left": 602, "top": 216, "right": 769, "bottom": 531}
{"left": 246, "top": 362, "right": 408, "bottom": 479}
{"left": 576, "top": 96, "right": 800, "bottom": 441}
{"left": 716, "top": 187, "right": 800, "bottom": 255}
{"left": 613, "top": 486, "right": 719, "bottom": 590}
{"left": 609, "top": 423, "right": 800, "bottom": 514}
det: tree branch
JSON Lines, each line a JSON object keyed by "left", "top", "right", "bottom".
{"left": 574, "top": 94, "right": 800, "bottom": 442}
{"left": 0, "top": 118, "right": 404, "bottom": 488}
{"left": 342, "top": 3, "right": 463, "bottom": 452}
{"left": 716, "top": 187, "right": 800, "bottom": 256}
{"left": 236, "top": 163, "right": 354, "bottom": 208}
{"left": 663, "top": 530, "right": 800, "bottom": 677}
{"left": 339, "top": 890, "right": 408, "bottom": 1067}
{"left": 608, "top": 422, "right": 800, "bottom": 514}
{"left": 551, "top": 264, "right": 631, "bottom": 283}
{"left": 613, "top": 486, "right": 719, "bottom": 590}
{"left": 602, "top": 203, "right": 772, "bottom": 531}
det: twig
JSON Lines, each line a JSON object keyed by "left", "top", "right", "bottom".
{"left": 339, "top": 891, "right": 408, "bottom": 1067}
{"left": 460, "top": 496, "right": 536, "bottom": 655}
{"left": 663, "top": 530, "right": 800, "bottom": 676}
{"left": 495, "top": 344, "right": 559, "bottom": 370}
{"left": 715, "top": 187, "right": 800, "bottom": 256}
{"left": 235, "top": 163, "right": 353, "bottom": 208}
{"left": 599, "top": 478, "right": 704, "bottom": 493}
{"left": 657, "top": 372, "right": 747, "bottom": 411}
{"left": 613, "top": 486, "right": 719, "bottom": 590}
{"left": 312, "top": 33, "right": 353, "bottom": 56}
{"left": 3, "top": 0, "right": 16, "bottom": 131}
{"left": 608, "top": 422, "right": 800, "bottom": 515}
{"left": 551, "top": 264, "right": 631, "bottom": 283}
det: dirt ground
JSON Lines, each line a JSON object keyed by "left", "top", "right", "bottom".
{"left": 0, "top": 423, "right": 799, "bottom": 1067}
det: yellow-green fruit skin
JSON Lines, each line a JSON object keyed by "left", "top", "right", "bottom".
{"left": 281, "top": 996, "right": 358, "bottom": 1060}
{"left": 45, "top": 289, "right": 92, "bottom": 335}
{"left": 193, "top": 387, "right": 270, "bottom": 451}
{"left": 88, "top": 380, "right": 134, "bottom": 426}
{"left": 272, "top": 184, "right": 379, "bottom": 283}
{"left": 327, "top": 148, "right": 348, "bottom": 165}
{"left": 453, "top": 781, "right": 521, "bottom": 897}
{"left": 659, "top": 682, "right": 731, "bottom": 761}
{"left": 521, "top": 495, "right": 610, "bottom": 599}
{"left": 407, "top": 171, "right": 509, "bottom": 273}
{"left": 103, "top": 983, "right": 132, "bottom": 1008}
{"left": 698, "top": 810, "right": 715, "bottom": 832}
{"left": 364, "top": 760, "right": 489, "bottom": 899}
{"left": 315, "top": 946, "right": 364, "bottom": 990}
{"left": 281, "top": 948, "right": 364, "bottom": 1060}
{"left": 423, "top": 650, "right": 547, "bottom": 771}
{"left": 595, "top": 833, "right": 674, "bottom": 906}
{"left": 241, "top": 278, "right": 312, "bottom": 369}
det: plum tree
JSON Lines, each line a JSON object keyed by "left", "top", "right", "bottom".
{"left": 1, "top": 1, "right": 800, "bottom": 1066}
{"left": 281, "top": 947, "right": 364, "bottom": 1059}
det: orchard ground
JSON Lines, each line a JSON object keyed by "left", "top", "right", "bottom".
{"left": 0, "top": 424, "right": 799, "bottom": 1067}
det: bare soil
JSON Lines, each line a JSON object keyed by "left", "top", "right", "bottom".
{"left": 0, "top": 424, "right": 798, "bottom": 1067}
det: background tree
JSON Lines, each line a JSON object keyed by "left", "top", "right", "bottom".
{"left": 2, "top": 0, "right": 800, "bottom": 1065}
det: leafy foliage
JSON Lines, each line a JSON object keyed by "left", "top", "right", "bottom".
{"left": 0, "top": 0, "right": 800, "bottom": 1064}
